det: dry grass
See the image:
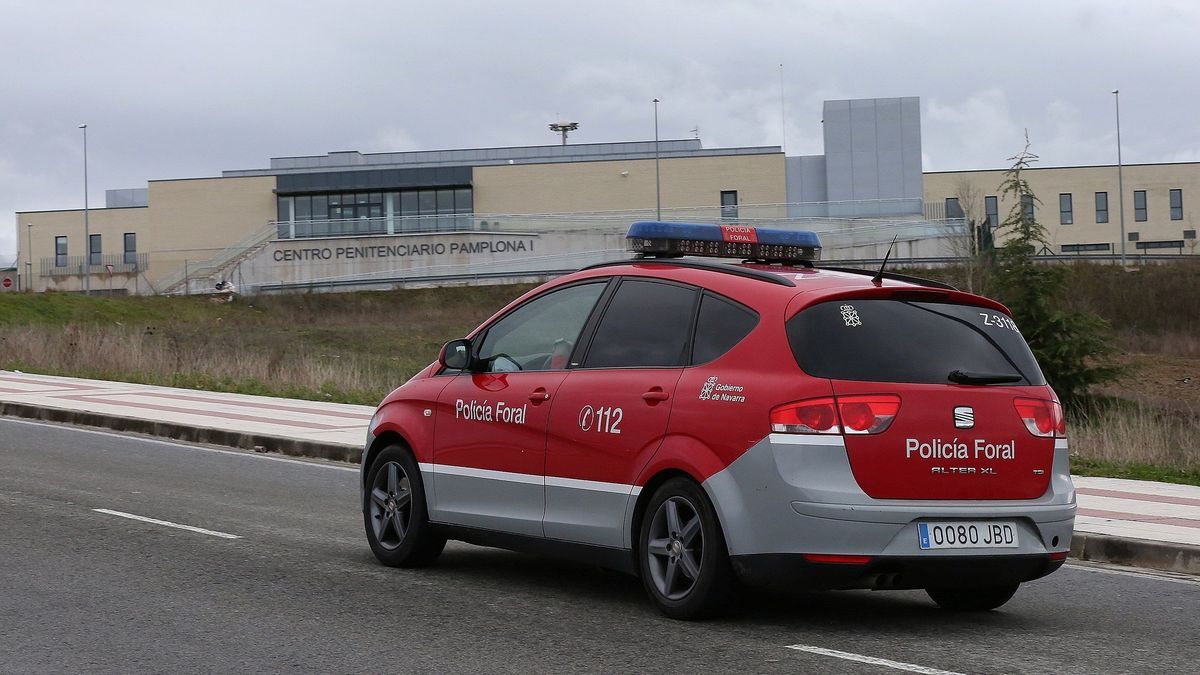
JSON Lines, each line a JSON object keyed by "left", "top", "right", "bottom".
{"left": 0, "top": 285, "right": 535, "bottom": 405}
{"left": 1070, "top": 400, "right": 1199, "bottom": 469}
{"left": 1113, "top": 329, "right": 1200, "bottom": 357}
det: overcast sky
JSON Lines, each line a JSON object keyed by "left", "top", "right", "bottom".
{"left": 3, "top": 0, "right": 1198, "bottom": 261}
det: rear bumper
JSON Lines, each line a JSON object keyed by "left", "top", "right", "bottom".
{"left": 703, "top": 435, "right": 1076, "bottom": 561}
{"left": 731, "top": 552, "right": 1066, "bottom": 591}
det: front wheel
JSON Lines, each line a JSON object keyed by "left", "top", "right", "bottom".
{"left": 926, "top": 583, "right": 1019, "bottom": 611}
{"left": 363, "top": 445, "right": 445, "bottom": 567}
{"left": 638, "top": 478, "right": 733, "bottom": 620}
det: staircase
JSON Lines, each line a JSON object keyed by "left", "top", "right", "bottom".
{"left": 158, "top": 223, "right": 278, "bottom": 295}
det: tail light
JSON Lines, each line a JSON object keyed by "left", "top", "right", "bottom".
{"left": 838, "top": 395, "right": 901, "bottom": 434}
{"left": 1013, "top": 398, "right": 1066, "bottom": 438}
{"left": 771, "top": 397, "right": 839, "bottom": 434}
{"left": 771, "top": 395, "right": 901, "bottom": 435}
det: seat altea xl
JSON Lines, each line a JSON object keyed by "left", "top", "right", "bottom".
{"left": 360, "top": 221, "right": 1075, "bottom": 619}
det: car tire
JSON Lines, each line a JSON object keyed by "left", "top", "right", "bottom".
{"left": 363, "top": 445, "right": 446, "bottom": 567}
{"left": 926, "top": 583, "right": 1019, "bottom": 611}
{"left": 637, "top": 477, "right": 734, "bottom": 620}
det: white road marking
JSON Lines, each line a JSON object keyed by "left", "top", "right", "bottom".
{"left": 2, "top": 417, "right": 358, "bottom": 472}
{"left": 1065, "top": 561, "right": 1200, "bottom": 587}
{"left": 785, "top": 644, "right": 964, "bottom": 675}
{"left": 93, "top": 508, "right": 242, "bottom": 539}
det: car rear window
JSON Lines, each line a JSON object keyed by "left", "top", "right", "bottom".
{"left": 786, "top": 299, "right": 1045, "bottom": 385}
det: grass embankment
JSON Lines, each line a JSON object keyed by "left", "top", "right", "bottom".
{"left": 0, "top": 286, "right": 533, "bottom": 406}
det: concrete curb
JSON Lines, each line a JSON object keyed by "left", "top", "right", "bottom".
{"left": 1071, "top": 532, "right": 1200, "bottom": 576}
{"left": 4, "top": 402, "right": 1198, "bottom": 577}
{"left": 0, "top": 401, "right": 362, "bottom": 465}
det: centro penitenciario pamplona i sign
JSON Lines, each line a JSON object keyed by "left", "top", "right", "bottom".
{"left": 272, "top": 237, "right": 537, "bottom": 263}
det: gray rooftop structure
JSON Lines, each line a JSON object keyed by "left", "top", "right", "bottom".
{"left": 223, "top": 139, "right": 782, "bottom": 177}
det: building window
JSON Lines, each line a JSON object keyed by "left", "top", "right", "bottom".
{"left": 720, "top": 190, "right": 739, "bottom": 220}
{"left": 123, "top": 233, "right": 137, "bottom": 264}
{"left": 984, "top": 196, "right": 998, "bottom": 228}
{"left": 1021, "top": 193, "right": 1035, "bottom": 222}
{"left": 1128, "top": 232, "right": 1139, "bottom": 242}
{"left": 279, "top": 187, "right": 473, "bottom": 237}
{"left": 1170, "top": 189, "right": 1183, "bottom": 220}
{"left": 89, "top": 234, "right": 102, "bottom": 266}
{"left": 55, "top": 236, "right": 67, "bottom": 267}
{"left": 1095, "top": 192, "right": 1109, "bottom": 223}
{"left": 1136, "top": 240, "right": 1185, "bottom": 251}
{"left": 1184, "top": 230, "right": 1196, "bottom": 240}
{"left": 1061, "top": 243, "right": 1111, "bottom": 253}
{"left": 1134, "top": 190, "right": 1147, "bottom": 221}
{"left": 944, "top": 197, "right": 963, "bottom": 219}
{"left": 1059, "top": 193, "right": 1073, "bottom": 225}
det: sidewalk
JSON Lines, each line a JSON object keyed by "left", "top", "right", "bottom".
{"left": 2, "top": 370, "right": 1197, "bottom": 575}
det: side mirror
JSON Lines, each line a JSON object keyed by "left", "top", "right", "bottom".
{"left": 439, "top": 338, "right": 473, "bottom": 371}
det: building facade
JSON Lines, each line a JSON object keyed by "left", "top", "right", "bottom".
{"left": 924, "top": 163, "right": 1199, "bottom": 256}
{"left": 13, "top": 95, "right": 1196, "bottom": 295}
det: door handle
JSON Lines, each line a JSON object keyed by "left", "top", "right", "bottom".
{"left": 642, "top": 388, "right": 670, "bottom": 403}
{"left": 528, "top": 388, "right": 551, "bottom": 403}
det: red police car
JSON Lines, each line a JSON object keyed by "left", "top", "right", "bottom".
{"left": 361, "top": 221, "right": 1075, "bottom": 619}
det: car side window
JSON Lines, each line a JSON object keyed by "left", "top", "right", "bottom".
{"left": 476, "top": 282, "right": 605, "bottom": 373}
{"left": 691, "top": 292, "right": 759, "bottom": 364}
{"left": 583, "top": 279, "right": 698, "bottom": 368}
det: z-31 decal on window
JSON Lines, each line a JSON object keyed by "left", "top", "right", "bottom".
{"left": 979, "top": 312, "right": 1021, "bottom": 333}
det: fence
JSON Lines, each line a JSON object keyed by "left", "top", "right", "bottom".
{"left": 39, "top": 253, "right": 149, "bottom": 277}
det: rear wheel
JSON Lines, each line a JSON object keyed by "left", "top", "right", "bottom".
{"left": 363, "top": 445, "right": 445, "bottom": 567}
{"left": 926, "top": 583, "right": 1019, "bottom": 611}
{"left": 638, "top": 478, "right": 733, "bottom": 620}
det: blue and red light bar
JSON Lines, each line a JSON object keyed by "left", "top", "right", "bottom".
{"left": 626, "top": 221, "right": 821, "bottom": 263}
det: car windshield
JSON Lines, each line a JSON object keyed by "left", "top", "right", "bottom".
{"left": 786, "top": 299, "right": 1045, "bottom": 385}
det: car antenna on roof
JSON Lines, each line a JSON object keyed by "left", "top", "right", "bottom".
{"left": 871, "top": 235, "right": 899, "bottom": 286}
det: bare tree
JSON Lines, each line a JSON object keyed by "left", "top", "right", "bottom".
{"left": 943, "top": 177, "right": 988, "bottom": 293}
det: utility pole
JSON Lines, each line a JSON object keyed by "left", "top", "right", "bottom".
{"left": 653, "top": 98, "right": 661, "bottom": 220}
{"left": 79, "top": 123, "right": 91, "bottom": 294}
{"left": 1112, "top": 90, "right": 1127, "bottom": 266}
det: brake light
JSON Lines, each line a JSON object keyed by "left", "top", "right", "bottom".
{"left": 1013, "top": 398, "right": 1066, "bottom": 438}
{"left": 838, "top": 395, "right": 901, "bottom": 435}
{"left": 770, "top": 395, "right": 900, "bottom": 435}
{"left": 771, "top": 397, "right": 839, "bottom": 434}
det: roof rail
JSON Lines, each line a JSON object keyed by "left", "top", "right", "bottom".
{"left": 816, "top": 266, "right": 958, "bottom": 291}
{"left": 581, "top": 257, "right": 797, "bottom": 287}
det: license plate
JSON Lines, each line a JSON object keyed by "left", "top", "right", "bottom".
{"left": 918, "top": 521, "right": 1019, "bottom": 550}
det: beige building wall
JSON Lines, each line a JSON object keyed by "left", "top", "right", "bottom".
{"left": 474, "top": 154, "right": 787, "bottom": 214}
{"left": 925, "top": 163, "right": 1200, "bottom": 255}
{"left": 15, "top": 206, "right": 151, "bottom": 293}
{"left": 15, "top": 175, "right": 277, "bottom": 293}
{"left": 141, "top": 175, "right": 277, "bottom": 289}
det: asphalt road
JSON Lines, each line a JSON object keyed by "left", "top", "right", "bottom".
{"left": 1, "top": 418, "right": 1197, "bottom": 674}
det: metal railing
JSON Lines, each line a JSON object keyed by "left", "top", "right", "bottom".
{"left": 40, "top": 253, "right": 149, "bottom": 277}
{"left": 156, "top": 222, "right": 278, "bottom": 294}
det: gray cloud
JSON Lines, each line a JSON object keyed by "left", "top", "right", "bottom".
{"left": 4, "top": 0, "right": 1197, "bottom": 259}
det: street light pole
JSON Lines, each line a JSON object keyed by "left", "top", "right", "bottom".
{"left": 1112, "top": 90, "right": 1127, "bottom": 266}
{"left": 25, "top": 223, "right": 32, "bottom": 292}
{"left": 653, "top": 98, "right": 661, "bottom": 220}
{"left": 79, "top": 123, "right": 91, "bottom": 293}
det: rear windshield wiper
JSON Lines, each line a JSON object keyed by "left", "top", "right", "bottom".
{"left": 948, "top": 370, "right": 1023, "bottom": 385}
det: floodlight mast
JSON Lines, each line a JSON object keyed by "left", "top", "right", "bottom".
{"left": 548, "top": 121, "right": 579, "bottom": 145}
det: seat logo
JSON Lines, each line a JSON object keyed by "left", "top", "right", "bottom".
{"left": 953, "top": 406, "right": 974, "bottom": 429}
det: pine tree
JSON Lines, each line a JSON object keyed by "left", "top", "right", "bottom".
{"left": 990, "top": 134, "right": 1118, "bottom": 407}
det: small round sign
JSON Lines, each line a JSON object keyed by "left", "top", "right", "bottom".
{"left": 1, "top": 277, "right": 12, "bottom": 288}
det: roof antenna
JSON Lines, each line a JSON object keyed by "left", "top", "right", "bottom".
{"left": 872, "top": 235, "right": 899, "bottom": 286}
